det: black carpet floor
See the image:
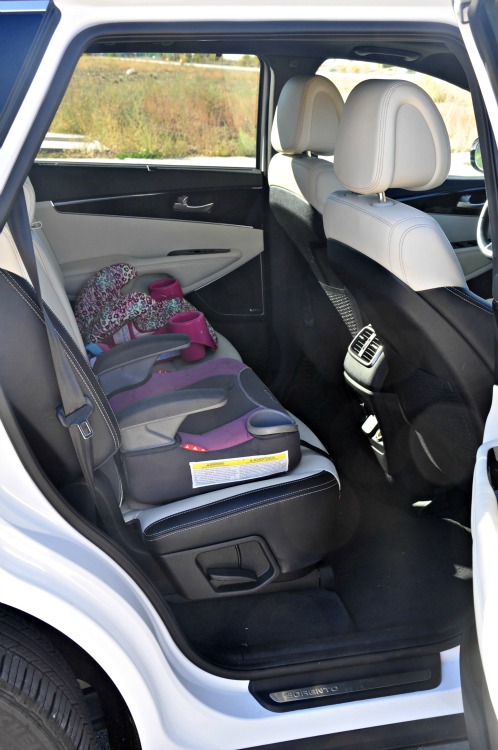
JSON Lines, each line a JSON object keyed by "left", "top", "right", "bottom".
{"left": 170, "top": 484, "right": 473, "bottom": 668}
{"left": 329, "top": 484, "right": 473, "bottom": 635}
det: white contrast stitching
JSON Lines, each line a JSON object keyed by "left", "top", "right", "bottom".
{"left": 443, "top": 287, "right": 493, "bottom": 315}
{"left": 145, "top": 475, "right": 338, "bottom": 538}
{"left": 145, "top": 473, "right": 336, "bottom": 529}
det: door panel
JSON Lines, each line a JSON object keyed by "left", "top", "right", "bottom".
{"left": 35, "top": 201, "right": 263, "bottom": 298}
{"left": 31, "top": 163, "right": 264, "bottom": 297}
{"left": 29, "top": 161, "right": 269, "bottom": 369}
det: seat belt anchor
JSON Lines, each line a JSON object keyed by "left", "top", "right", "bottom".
{"left": 57, "top": 397, "right": 95, "bottom": 440}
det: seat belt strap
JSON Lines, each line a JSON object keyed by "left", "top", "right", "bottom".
{"left": 8, "top": 192, "right": 98, "bottom": 503}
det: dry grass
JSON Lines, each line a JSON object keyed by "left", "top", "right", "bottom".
{"left": 319, "top": 62, "right": 477, "bottom": 153}
{"left": 46, "top": 55, "right": 259, "bottom": 159}
{"left": 414, "top": 74, "right": 477, "bottom": 152}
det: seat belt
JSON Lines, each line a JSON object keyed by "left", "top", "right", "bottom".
{"left": 8, "top": 191, "right": 99, "bottom": 505}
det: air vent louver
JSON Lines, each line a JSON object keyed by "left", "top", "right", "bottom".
{"left": 348, "top": 326, "right": 383, "bottom": 367}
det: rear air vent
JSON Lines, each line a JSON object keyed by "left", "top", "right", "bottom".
{"left": 349, "top": 325, "right": 383, "bottom": 367}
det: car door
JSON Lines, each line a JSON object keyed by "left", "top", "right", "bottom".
{"left": 456, "top": 0, "right": 498, "bottom": 746}
{"left": 30, "top": 50, "right": 272, "bottom": 373}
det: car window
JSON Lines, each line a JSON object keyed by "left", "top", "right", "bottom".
{"left": 316, "top": 59, "right": 478, "bottom": 178}
{"left": 37, "top": 52, "right": 260, "bottom": 168}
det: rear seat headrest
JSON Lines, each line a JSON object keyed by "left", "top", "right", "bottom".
{"left": 271, "top": 74, "right": 344, "bottom": 156}
{"left": 333, "top": 79, "right": 451, "bottom": 194}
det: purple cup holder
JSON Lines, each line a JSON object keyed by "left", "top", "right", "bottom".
{"left": 167, "top": 311, "right": 214, "bottom": 362}
{"left": 148, "top": 277, "right": 183, "bottom": 301}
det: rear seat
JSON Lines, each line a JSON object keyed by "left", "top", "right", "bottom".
{"left": 0, "top": 180, "right": 340, "bottom": 599}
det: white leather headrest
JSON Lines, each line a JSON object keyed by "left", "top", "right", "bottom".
{"left": 24, "top": 177, "right": 36, "bottom": 224}
{"left": 334, "top": 79, "right": 451, "bottom": 194}
{"left": 271, "top": 75, "right": 343, "bottom": 156}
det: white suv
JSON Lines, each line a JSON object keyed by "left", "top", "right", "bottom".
{"left": 0, "top": 1, "right": 497, "bottom": 748}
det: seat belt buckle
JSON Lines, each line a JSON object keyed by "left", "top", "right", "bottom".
{"left": 57, "top": 397, "right": 95, "bottom": 439}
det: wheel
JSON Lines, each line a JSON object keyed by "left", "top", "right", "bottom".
{"left": 0, "top": 610, "right": 96, "bottom": 750}
{"left": 477, "top": 200, "right": 493, "bottom": 258}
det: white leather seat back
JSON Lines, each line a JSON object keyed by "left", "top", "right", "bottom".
{"left": 269, "top": 75, "right": 344, "bottom": 213}
{"left": 324, "top": 79, "right": 466, "bottom": 292}
{"left": 0, "top": 179, "right": 87, "bottom": 352}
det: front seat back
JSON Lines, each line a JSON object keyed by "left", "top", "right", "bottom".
{"left": 269, "top": 74, "right": 362, "bottom": 339}
{"left": 324, "top": 79, "right": 494, "bottom": 488}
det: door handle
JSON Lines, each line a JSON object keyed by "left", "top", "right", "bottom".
{"left": 173, "top": 195, "right": 214, "bottom": 213}
{"left": 457, "top": 193, "right": 486, "bottom": 209}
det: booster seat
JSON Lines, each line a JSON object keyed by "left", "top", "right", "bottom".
{"left": 0, "top": 188, "right": 340, "bottom": 600}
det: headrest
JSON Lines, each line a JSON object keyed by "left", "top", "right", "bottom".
{"left": 334, "top": 79, "right": 451, "bottom": 194}
{"left": 271, "top": 75, "right": 344, "bottom": 156}
{"left": 24, "top": 177, "right": 36, "bottom": 224}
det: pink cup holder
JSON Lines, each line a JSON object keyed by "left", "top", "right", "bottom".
{"left": 167, "top": 311, "right": 214, "bottom": 362}
{"left": 148, "top": 277, "right": 183, "bottom": 302}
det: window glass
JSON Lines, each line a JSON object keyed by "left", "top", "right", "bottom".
{"left": 316, "top": 59, "right": 478, "bottom": 177}
{"left": 0, "top": 7, "right": 51, "bottom": 146}
{"left": 38, "top": 53, "right": 260, "bottom": 167}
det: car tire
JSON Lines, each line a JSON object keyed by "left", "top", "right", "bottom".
{"left": 0, "top": 609, "right": 96, "bottom": 750}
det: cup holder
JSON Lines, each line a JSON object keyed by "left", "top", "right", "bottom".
{"left": 247, "top": 409, "right": 298, "bottom": 438}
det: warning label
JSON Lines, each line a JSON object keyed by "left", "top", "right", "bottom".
{"left": 190, "top": 451, "right": 289, "bottom": 489}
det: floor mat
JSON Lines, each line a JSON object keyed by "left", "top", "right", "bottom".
{"left": 170, "top": 485, "right": 472, "bottom": 669}
{"left": 171, "top": 589, "right": 355, "bottom": 667}
{"left": 329, "top": 484, "right": 473, "bottom": 634}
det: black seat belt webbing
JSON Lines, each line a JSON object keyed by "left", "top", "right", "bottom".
{"left": 8, "top": 192, "right": 99, "bottom": 504}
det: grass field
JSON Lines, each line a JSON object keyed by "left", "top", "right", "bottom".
{"left": 45, "top": 55, "right": 477, "bottom": 161}
{"left": 319, "top": 61, "right": 477, "bottom": 154}
{"left": 47, "top": 55, "right": 259, "bottom": 159}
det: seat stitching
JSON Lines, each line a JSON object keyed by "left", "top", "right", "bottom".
{"left": 236, "top": 368, "right": 280, "bottom": 410}
{"left": 443, "top": 286, "right": 493, "bottom": 315}
{"left": 398, "top": 222, "right": 443, "bottom": 284}
{"left": 144, "top": 474, "right": 337, "bottom": 532}
{"left": 371, "top": 81, "right": 405, "bottom": 194}
{"left": 327, "top": 193, "right": 393, "bottom": 228}
{"left": 0, "top": 271, "right": 46, "bottom": 324}
{"left": 145, "top": 479, "right": 338, "bottom": 539}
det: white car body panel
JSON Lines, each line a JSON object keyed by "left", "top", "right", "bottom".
{"left": 0, "top": 418, "right": 464, "bottom": 747}
{"left": 473, "top": 387, "right": 498, "bottom": 721}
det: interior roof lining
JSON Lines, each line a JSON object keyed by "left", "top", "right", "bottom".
{"left": 86, "top": 31, "right": 469, "bottom": 90}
